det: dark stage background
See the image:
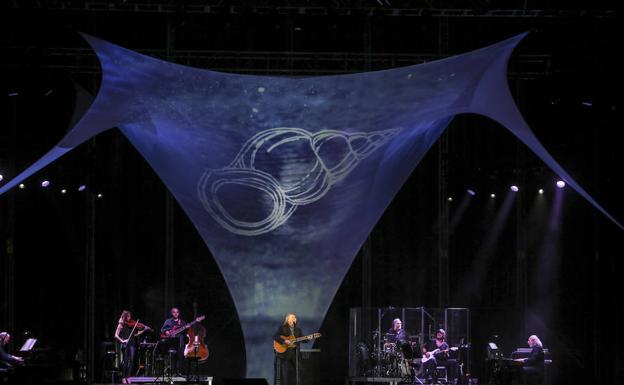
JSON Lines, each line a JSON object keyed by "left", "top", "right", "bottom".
{"left": 0, "top": 1, "right": 621, "bottom": 384}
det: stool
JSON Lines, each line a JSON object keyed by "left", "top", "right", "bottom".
{"left": 434, "top": 366, "right": 448, "bottom": 383}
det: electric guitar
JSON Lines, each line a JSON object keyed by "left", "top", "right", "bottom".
{"left": 273, "top": 332, "right": 321, "bottom": 354}
{"left": 421, "top": 346, "right": 458, "bottom": 363}
{"left": 160, "top": 315, "right": 205, "bottom": 339}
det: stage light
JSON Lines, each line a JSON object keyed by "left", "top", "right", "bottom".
{"left": 78, "top": 185, "right": 86, "bottom": 192}
{"left": 448, "top": 197, "right": 453, "bottom": 202}
{"left": 44, "top": 89, "right": 53, "bottom": 96}
{"left": 8, "top": 92, "right": 19, "bottom": 97}
{"left": 490, "top": 193, "right": 496, "bottom": 198}
{"left": 0, "top": 174, "right": 3, "bottom": 181}
{"left": 18, "top": 183, "right": 25, "bottom": 189}
{"left": 556, "top": 180, "right": 566, "bottom": 188}
{"left": 41, "top": 180, "right": 50, "bottom": 187}
{"left": 467, "top": 189, "right": 476, "bottom": 196}
{"left": 538, "top": 189, "right": 544, "bottom": 195}
{"left": 61, "top": 189, "right": 67, "bottom": 194}
{"left": 510, "top": 185, "right": 519, "bottom": 192}
{"left": 97, "top": 193, "right": 103, "bottom": 199}
{"left": 581, "top": 101, "right": 593, "bottom": 107}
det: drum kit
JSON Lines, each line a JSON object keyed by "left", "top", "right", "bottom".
{"left": 356, "top": 332, "right": 422, "bottom": 379}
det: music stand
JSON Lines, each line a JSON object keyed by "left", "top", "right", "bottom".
{"left": 19, "top": 338, "right": 37, "bottom": 352}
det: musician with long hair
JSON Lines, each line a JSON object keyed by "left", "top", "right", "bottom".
{"left": 114, "top": 310, "right": 151, "bottom": 384}
{"left": 420, "top": 329, "right": 458, "bottom": 383}
{"left": 519, "top": 335, "right": 545, "bottom": 385}
{"left": 273, "top": 313, "right": 305, "bottom": 385}
{"left": 0, "top": 332, "right": 23, "bottom": 372}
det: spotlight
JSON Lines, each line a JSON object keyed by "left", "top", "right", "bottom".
{"left": 581, "top": 101, "right": 593, "bottom": 107}
{"left": 556, "top": 180, "right": 566, "bottom": 189}
{"left": 467, "top": 189, "right": 476, "bottom": 196}
{"left": 0, "top": 174, "right": 3, "bottom": 182}
{"left": 448, "top": 197, "right": 453, "bottom": 202}
{"left": 61, "top": 189, "right": 67, "bottom": 194}
{"left": 41, "top": 180, "right": 50, "bottom": 187}
{"left": 97, "top": 193, "right": 103, "bottom": 199}
{"left": 19, "top": 183, "right": 25, "bottom": 189}
{"left": 538, "top": 189, "right": 544, "bottom": 195}
{"left": 8, "top": 92, "right": 19, "bottom": 97}
{"left": 78, "top": 185, "right": 86, "bottom": 192}
{"left": 490, "top": 193, "right": 496, "bottom": 198}
{"left": 510, "top": 185, "right": 519, "bottom": 192}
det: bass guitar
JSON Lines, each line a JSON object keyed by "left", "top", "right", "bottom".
{"left": 273, "top": 332, "right": 321, "bottom": 354}
{"left": 421, "top": 346, "right": 458, "bottom": 363}
{"left": 160, "top": 315, "right": 206, "bottom": 339}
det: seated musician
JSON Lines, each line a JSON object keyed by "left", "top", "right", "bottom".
{"left": 386, "top": 318, "right": 408, "bottom": 345}
{"left": 160, "top": 307, "right": 187, "bottom": 375}
{"left": 420, "top": 329, "right": 458, "bottom": 383}
{"left": 273, "top": 313, "right": 306, "bottom": 385}
{"left": 0, "top": 332, "right": 24, "bottom": 372}
{"left": 515, "top": 335, "right": 545, "bottom": 385}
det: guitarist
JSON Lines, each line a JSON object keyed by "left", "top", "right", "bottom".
{"left": 160, "top": 307, "right": 187, "bottom": 375}
{"left": 420, "top": 329, "right": 458, "bottom": 383}
{"left": 273, "top": 313, "right": 306, "bottom": 385}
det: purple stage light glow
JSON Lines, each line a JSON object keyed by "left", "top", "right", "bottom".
{"left": 556, "top": 180, "right": 566, "bottom": 188}
{"left": 78, "top": 185, "right": 86, "bottom": 192}
{"left": 41, "top": 180, "right": 50, "bottom": 187}
{"left": 510, "top": 185, "right": 519, "bottom": 192}
{"left": 467, "top": 189, "right": 476, "bottom": 196}
{"left": 0, "top": 174, "right": 3, "bottom": 182}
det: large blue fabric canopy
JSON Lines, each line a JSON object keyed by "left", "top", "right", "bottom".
{"left": 1, "top": 32, "right": 621, "bottom": 380}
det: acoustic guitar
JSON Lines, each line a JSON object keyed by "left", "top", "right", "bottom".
{"left": 273, "top": 332, "right": 321, "bottom": 354}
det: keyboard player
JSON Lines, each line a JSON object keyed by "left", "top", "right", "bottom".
{"left": 0, "top": 332, "right": 24, "bottom": 371}
{"left": 513, "top": 335, "right": 545, "bottom": 385}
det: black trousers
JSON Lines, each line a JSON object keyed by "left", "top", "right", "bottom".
{"left": 275, "top": 349, "right": 297, "bottom": 385}
{"left": 121, "top": 342, "right": 136, "bottom": 378}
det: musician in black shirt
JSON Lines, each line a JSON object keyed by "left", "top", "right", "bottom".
{"left": 0, "top": 332, "right": 23, "bottom": 371}
{"left": 160, "top": 307, "right": 187, "bottom": 375}
{"left": 114, "top": 310, "right": 150, "bottom": 384}
{"left": 273, "top": 313, "right": 306, "bottom": 385}
{"left": 519, "top": 335, "right": 545, "bottom": 385}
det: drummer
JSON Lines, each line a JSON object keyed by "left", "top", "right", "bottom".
{"left": 386, "top": 318, "right": 408, "bottom": 345}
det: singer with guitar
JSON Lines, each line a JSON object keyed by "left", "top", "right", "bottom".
{"left": 273, "top": 313, "right": 321, "bottom": 385}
